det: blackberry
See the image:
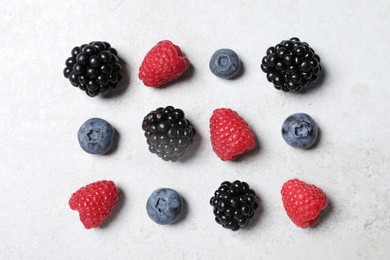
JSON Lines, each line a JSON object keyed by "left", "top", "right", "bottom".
{"left": 142, "top": 106, "right": 196, "bottom": 162}
{"left": 261, "top": 37, "right": 322, "bottom": 92}
{"left": 210, "top": 180, "right": 259, "bottom": 231}
{"left": 63, "top": 41, "right": 123, "bottom": 97}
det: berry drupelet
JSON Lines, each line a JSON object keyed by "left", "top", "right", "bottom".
{"left": 63, "top": 41, "right": 123, "bottom": 97}
{"left": 210, "top": 180, "right": 259, "bottom": 231}
{"left": 261, "top": 37, "right": 322, "bottom": 92}
{"left": 142, "top": 106, "right": 196, "bottom": 162}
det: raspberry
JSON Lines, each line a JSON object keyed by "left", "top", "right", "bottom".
{"left": 139, "top": 40, "right": 190, "bottom": 87}
{"left": 261, "top": 37, "right": 322, "bottom": 92}
{"left": 63, "top": 41, "right": 123, "bottom": 97}
{"left": 210, "top": 180, "right": 259, "bottom": 231}
{"left": 281, "top": 179, "right": 328, "bottom": 228}
{"left": 69, "top": 180, "right": 118, "bottom": 229}
{"left": 209, "top": 108, "right": 256, "bottom": 161}
{"left": 142, "top": 106, "right": 196, "bottom": 162}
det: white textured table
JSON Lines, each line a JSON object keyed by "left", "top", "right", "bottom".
{"left": 1, "top": 1, "right": 389, "bottom": 259}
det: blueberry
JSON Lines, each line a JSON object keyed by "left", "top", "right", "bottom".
{"left": 281, "top": 113, "right": 318, "bottom": 149}
{"left": 146, "top": 188, "right": 183, "bottom": 225}
{"left": 77, "top": 118, "right": 115, "bottom": 154}
{"left": 209, "top": 49, "right": 241, "bottom": 79}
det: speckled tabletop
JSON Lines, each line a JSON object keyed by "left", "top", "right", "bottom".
{"left": 1, "top": 1, "right": 390, "bottom": 259}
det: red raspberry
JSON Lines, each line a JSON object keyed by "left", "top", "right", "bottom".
{"left": 209, "top": 108, "right": 256, "bottom": 161}
{"left": 69, "top": 180, "right": 118, "bottom": 229}
{"left": 139, "top": 40, "right": 190, "bottom": 87}
{"left": 281, "top": 179, "right": 328, "bottom": 228}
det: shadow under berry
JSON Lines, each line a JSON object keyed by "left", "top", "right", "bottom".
{"left": 312, "top": 196, "right": 333, "bottom": 229}
{"left": 99, "top": 187, "right": 126, "bottom": 229}
{"left": 104, "top": 128, "right": 120, "bottom": 155}
{"left": 306, "top": 127, "right": 321, "bottom": 150}
{"left": 102, "top": 58, "right": 130, "bottom": 98}
{"left": 179, "top": 119, "right": 202, "bottom": 163}
{"left": 234, "top": 131, "right": 261, "bottom": 162}
{"left": 300, "top": 64, "right": 327, "bottom": 94}
{"left": 158, "top": 64, "right": 195, "bottom": 89}
{"left": 171, "top": 196, "right": 188, "bottom": 225}
{"left": 229, "top": 58, "right": 245, "bottom": 80}
{"left": 244, "top": 191, "right": 263, "bottom": 230}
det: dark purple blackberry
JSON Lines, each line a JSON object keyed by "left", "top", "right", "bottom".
{"left": 63, "top": 41, "right": 123, "bottom": 97}
{"left": 210, "top": 180, "right": 259, "bottom": 231}
{"left": 142, "top": 106, "right": 196, "bottom": 162}
{"left": 261, "top": 37, "right": 322, "bottom": 92}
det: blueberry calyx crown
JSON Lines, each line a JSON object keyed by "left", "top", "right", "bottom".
{"left": 215, "top": 54, "right": 231, "bottom": 70}
{"left": 154, "top": 197, "right": 169, "bottom": 214}
{"left": 86, "top": 128, "right": 102, "bottom": 143}
{"left": 292, "top": 121, "right": 312, "bottom": 138}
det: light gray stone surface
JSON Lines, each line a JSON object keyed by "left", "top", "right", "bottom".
{"left": 0, "top": 0, "right": 389, "bottom": 259}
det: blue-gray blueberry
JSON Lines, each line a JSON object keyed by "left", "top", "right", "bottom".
{"left": 209, "top": 49, "right": 241, "bottom": 79}
{"left": 281, "top": 113, "right": 318, "bottom": 149}
{"left": 146, "top": 188, "right": 183, "bottom": 225}
{"left": 78, "top": 118, "right": 115, "bottom": 154}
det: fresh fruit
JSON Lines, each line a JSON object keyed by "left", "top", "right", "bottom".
{"left": 146, "top": 188, "right": 183, "bottom": 225}
{"left": 142, "top": 106, "right": 196, "bottom": 162}
{"left": 63, "top": 41, "right": 123, "bottom": 97}
{"left": 209, "top": 108, "right": 256, "bottom": 161}
{"left": 69, "top": 180, "right": 118, "bottom": 229}
{"left": 261, "top": 37, "right": 322, "bottom": 92}
{"left": 209, "top": 49, "right": 241, "bottom": 78}
{"left": 281, "top": 113, "right": 318, "bottom": 149}
{"left": 78, "top": 118, "right": 116, "bottom": 155}
{"left": 210, "top": 180, "right": 259, "bottom": 231}
{"left": 281, "top": 179, "right": 328, "bottom": 228}
{"left": 139, "top": 40, "right": 190, "bottom": 87}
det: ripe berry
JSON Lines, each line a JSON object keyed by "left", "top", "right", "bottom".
{"left": 142, "top": 106, "right": 196, "bottom": 162}
{"left": 209, "top": 49, "right": 241, "bottom": 78}
{"left": 210, "top": 180, "right": 259, "bottom": 231}
{"left": 261, "top": 37, "right": 322, "bottom": 92}
{"left": 281, "top": 113, "right": 319, "bottom": 149}
{"left": 63, "top": 41, "right": 123, "bottom": 97}
{"left": 77, "top": 118, "right": 116, "bottom": 155}
{"left": 69, "top": 180, "right": 118, "bottom": 229}
{"left": 209, "top": 108, "right": 256, "bottom": 161}
{"left": 281, "top": 179, "right": 328, "bottom": 228}
{"left": 146, "top": 188, "right": 183, "bottom": 225}
{"left": 139, "top": 40, "right": 190, "bottom": 87}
